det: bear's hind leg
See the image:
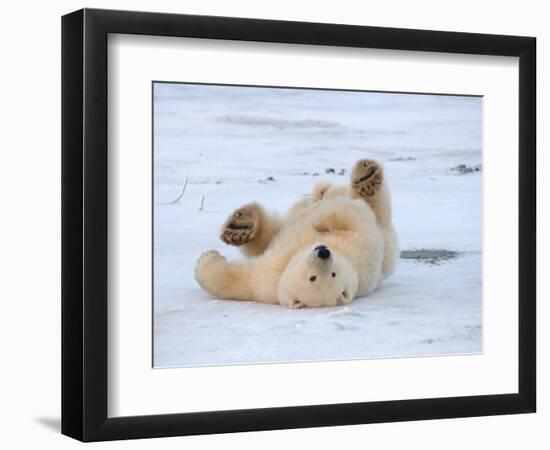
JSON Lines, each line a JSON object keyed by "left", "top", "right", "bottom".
{"left": 351, "top": 159, "right": 399, "bottom": 279}
{"left": 351, "top": 159, "right": 391, "bottom": 228}
{"left": 351, "top": 159, "right": 383, "bottom": 198}
{"left": 220, "top": 203, "right": 281, "bottom": 257}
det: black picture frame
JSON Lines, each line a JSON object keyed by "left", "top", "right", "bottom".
{"left": 61, "top": 8, "right": 536, "bottom": 442}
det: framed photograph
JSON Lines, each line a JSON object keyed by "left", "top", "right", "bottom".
{"left": 61, "top": 8, "right": 536, "bottom": 442}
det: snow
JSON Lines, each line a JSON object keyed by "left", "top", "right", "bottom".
{"left": 153, "top": 83, "right": 482, "bottom": 368}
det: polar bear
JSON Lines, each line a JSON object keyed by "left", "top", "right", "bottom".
{"left": 195, "top": 159, "right": 399, "bottom": 308}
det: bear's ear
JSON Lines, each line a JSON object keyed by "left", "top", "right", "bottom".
{"left": 337, "top": 289, "right": 353, "bottom": 305}
{"left": 288, "top": 298, "right": 306, "bottom": 309}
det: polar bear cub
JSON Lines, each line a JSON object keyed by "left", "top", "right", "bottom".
{"left": 195, "top": 159, "right": 398, "bottom": 308}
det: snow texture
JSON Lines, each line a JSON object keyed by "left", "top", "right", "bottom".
{"left": 153, "top": 83, "right": 482, "bottom": 368}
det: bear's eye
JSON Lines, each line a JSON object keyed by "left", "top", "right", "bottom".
{"left": 331, "top": 272, "right": 336, "bottom": 277}
{"left": 309, "top": 275, "right": 317, "bottom": 282}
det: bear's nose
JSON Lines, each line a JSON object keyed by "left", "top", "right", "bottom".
{"left": 315, "top": 245, "right": 331, "bottom": 260}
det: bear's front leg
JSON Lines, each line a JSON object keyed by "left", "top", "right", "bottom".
{"left": 220, "top": 203, "right": 281, "bottom": 257}
{"left": 220, "top": 204, "right": 261, "bottom": 246}
{"left": 195, "top": 250, "right": 256, "bottom": 301}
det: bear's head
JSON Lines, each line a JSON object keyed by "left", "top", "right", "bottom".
{"left": 278, "top": 243, "right": 359, "bottom": 308}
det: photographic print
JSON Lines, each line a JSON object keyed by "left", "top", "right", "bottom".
{"left": 62, "top": 10, "right": 536, "bottom": 439}
{"left": 153, "top": 82, "right": 482, "bottom": 368}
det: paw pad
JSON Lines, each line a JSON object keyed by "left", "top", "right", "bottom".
{"left": 220, "top": 205, "right": 260, "bottom": 246}
{"left": 351, "top": 159, "right": 383, "bottom": 197}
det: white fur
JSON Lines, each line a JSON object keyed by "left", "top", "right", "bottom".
{"left": 195, "top": 160, "right": 399, "bottom": 308}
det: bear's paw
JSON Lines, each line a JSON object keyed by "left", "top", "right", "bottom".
{"left": 352, "top": 159, "right": 383, "bottom": 197}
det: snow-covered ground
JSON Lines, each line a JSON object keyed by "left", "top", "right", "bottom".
{"left": 153, "top": 83, "right": 482, "bottom": 368}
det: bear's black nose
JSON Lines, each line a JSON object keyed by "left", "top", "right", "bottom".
{"left": 315, "top": 245, "right": 331, "bottom": 260}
